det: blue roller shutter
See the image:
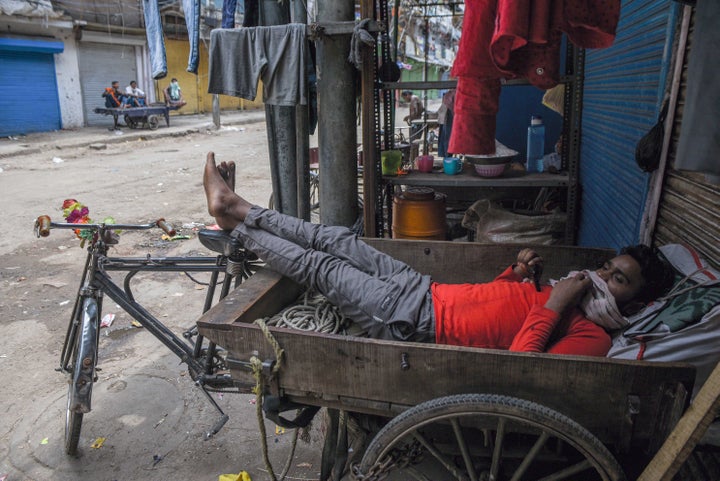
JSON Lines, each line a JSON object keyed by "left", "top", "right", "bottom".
{"left": 0, "top": 38, "right": 63, "bottom": 136}
{"left": 577, "top": 0, "right": 678, "bottom": 250}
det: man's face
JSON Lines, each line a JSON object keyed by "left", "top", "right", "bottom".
{"left": 130, "top": 81, "right": 137, "bottom": 88}
{"left": 595, "top": 255, "right": 646, "bottom": 306}
{"left": 112, "top": 82, "right": 119, "bottom": 89}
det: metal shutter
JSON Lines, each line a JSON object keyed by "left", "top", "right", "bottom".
{"left": 0, "top": 50, "right": 61, "bottom": 136}
{"left": 577, "top": 0, "right": 677, "bottom": 250}
{"left": 655, "top": 8, "right": 720, "bottom": 268}
{"left": 78, "top": 43, "right": 137, "bottom": 126}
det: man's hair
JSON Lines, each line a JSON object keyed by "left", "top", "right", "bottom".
{"left": 620, "top": 244, "right": 675, "bottom": 303}
{"left": 130, "top": 80, "right": 137, "bottom": 85}
{"left": 402, "top": 90, "right": 412, "bottom": 96}
{"left": 171, "top": 78, "right": 178, "bottom": 82}
{"left": 112, "top": 81, "right": 119, "bottom": 85}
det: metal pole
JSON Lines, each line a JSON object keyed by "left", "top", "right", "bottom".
{"left": 259, "top": 0, "right": 298, "bottom": 215}
{"left": 293, "top": 0, "right": 311, "bottom": 221}
{"left": 212, "top": 94, "right": 220, "bottom": 129}
{"left": 361, "top": 0, "right": 376, "bottom": 236}
{"left": 422, "top": 14, "right": 429, "bottom": 155}
{"left": 316, "top": 0, "right": 357, "bottom": 227}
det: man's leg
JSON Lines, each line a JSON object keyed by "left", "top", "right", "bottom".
{"left": 204, "top": 154, "right": 434, "bottom": 341}
{"left": 234, "top": 221, "right": 413, "bottom": 339}
{"left": 244, "top": 207, "right": 413, "bottom": 281}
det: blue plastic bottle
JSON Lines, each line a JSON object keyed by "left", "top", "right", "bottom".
{"left": 526, "top": 115, "right": 545, "bottom": 173}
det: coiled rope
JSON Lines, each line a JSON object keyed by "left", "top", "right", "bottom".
{"left": 265, "top": 290, "right": 348, "bottom": 334}
{"left": 250, "top": 318, "right": 298, "bottom": 481}
{"left": 251, "top": 293, "right": 355, "bottom": 480}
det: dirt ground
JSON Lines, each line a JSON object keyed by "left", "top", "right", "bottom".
{"left": 0, "top": 116, "right": 327, "bottom": 481}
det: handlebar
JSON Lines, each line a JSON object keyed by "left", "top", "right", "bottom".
{"left": 156, "top": 218, "right": 176, "bottom": 237}
{"left": 34, "top": 216, "right": 177, "bottom": 238}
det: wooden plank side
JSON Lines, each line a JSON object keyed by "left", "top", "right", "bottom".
{"left": 196, "top": 269, "right": 304, "bottom": 330}
{"left": 638, "top": 362, "right": 720, "bottom": 481}
{"left": 362, "top": 240, "right": 614, "bottom": 284}
{"left": 202, "top": 324, "right": 695, "bottom": 449}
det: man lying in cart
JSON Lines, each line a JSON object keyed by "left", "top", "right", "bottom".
{"left": 202, "top": 152, "right": 679, "bottom": 357}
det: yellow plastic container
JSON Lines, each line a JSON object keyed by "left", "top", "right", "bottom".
{"left": 392, "top": 187, "right": 447, "bottom": 240}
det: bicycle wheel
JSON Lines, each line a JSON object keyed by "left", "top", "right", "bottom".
{"left": 357, "top": 393, "right": 625, "bottom": 481}
{"left": 65, "top": 296, "right": 100, "bottom": 455}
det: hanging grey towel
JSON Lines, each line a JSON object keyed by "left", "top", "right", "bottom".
{"left": 208, "top": 24, "right": 307, "bottom": 106}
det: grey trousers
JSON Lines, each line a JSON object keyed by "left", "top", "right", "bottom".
{"left": 208, "top": 25, "right": 307, "bottom": 106}
{"left": 231, "top": 206, "right": 435, "bottom": 341}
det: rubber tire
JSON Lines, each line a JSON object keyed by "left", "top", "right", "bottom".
{"left": 124, "top": 115, "right": 137, "bottom": 129}
{"left": 358, "top": 393, "right": 626, "bottom": 481}
{"left": 64, "top": 297, "right": 98, "bottom": 455}
{"left": 147, "top": 115, "right": 159, "bottom": 130}
{"left": 65, "top": 388, "right": 83, "bottom": 455}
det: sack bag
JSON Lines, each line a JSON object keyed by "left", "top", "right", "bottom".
{"left": 461, "top": 198, "right": 566, "bottom": 245}
{"left": 635, "top": 101, "right": 669, "bottom": 172}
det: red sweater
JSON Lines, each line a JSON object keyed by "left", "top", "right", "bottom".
{"left": 431, "top": 267, "right": 611, "bottom": 356}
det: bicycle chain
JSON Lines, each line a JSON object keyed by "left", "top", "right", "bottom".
{"left": 350, "top": 440, "right": 423, "bottom": 481}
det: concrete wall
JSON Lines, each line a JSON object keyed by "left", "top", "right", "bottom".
{"left": 53, "top": 28, "right": 84, "bottom": 129}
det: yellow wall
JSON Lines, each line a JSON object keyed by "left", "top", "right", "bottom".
{"left": 153, "top": 38, "right": 264, "bottom": 115}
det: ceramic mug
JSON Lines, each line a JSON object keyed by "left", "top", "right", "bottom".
{"left": 416, "top": 155, "right": 434, "bottom": 173}
{"left": 443, "top": 157, "right": 462, "bottom": 175}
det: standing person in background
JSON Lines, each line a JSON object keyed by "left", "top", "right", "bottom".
{"left": 402, "top": 90, "right": 424, "bottom": 140}
{"left": 164, "top": 78, "right": 187, "bottom": 108}
{"left": 437, "top": 89, "right": 456, "bottom": 157}
{"left": 125, "top": 80, "right": 146, "bottom": 107}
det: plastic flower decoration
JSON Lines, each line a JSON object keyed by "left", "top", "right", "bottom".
{"left": 61, "top": 199, "right": 117, "bottom": 247}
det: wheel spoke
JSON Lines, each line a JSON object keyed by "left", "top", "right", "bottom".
{"left": 537, "top": 459, "right": 594, "bottom": 481}
{"left": 489, "top": 418, "right": 507, "bottom": 480}
{"left": 451, "top": 417, "right": 478, "bottom": 481}
{"left": 509, "top": 431, "right": 550, "bottom": 481}
{"left": 411, "top": 430, "right": 468, "bottom": 481}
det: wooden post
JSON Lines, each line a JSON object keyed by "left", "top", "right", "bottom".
{"left": 638, "top": 362, "right": 720, "bottom": 481}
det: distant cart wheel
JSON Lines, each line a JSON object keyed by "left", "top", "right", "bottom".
{"left": 356, "top": 394, "right": 626, "bottom": 481}
{"left": 147, "top": 115, "right": 159, "bottom": 130}
{"left": 124, "top": 115, "right": 137, "bottom": 129}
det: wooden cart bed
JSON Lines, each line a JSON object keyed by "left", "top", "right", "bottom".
{"left": 197, "top": 240, "right": 696, "bottom": 456}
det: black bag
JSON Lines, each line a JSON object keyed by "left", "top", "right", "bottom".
{"left": 635, "top": 101, "right": 669, "bottom": 172}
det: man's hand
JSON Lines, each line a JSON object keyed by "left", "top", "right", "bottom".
{"left": 513, "top": 248, "right": 543, "bottom": 279}
{"left": 545, "top": 272, "right": 591, "bottom": 315}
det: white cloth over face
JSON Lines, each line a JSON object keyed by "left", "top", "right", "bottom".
{"left": 552, "top": 270, "right": 628, "bottom": 330}
{"left": 208, "top": 24, "right": 307, "bottom": 106}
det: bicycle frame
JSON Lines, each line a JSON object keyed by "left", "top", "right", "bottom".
{"left": 44, "top": 218, "right": 254, "bottom": 440}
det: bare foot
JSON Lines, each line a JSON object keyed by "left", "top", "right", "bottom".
{"left": 204, "top": 152, "right": 252, "bottom": 230}
{"left": 216, "top": 160, "right": 236, "bottom": 192}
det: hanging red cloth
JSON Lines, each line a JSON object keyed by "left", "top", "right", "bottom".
{"left": 449, "top": 0, "right": 621, "bottom": 155}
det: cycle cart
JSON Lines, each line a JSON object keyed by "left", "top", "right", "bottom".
{"left": 34, "top": 215, "right": 262, "bottom": 455}
{"left": 94, "top": 103, "right": 180, "bottom": 131}
{"left": 196, "top": 236, "right": 699, "bottom": 481}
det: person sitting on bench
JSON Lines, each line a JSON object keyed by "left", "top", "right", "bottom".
{"left": 163, "top": 78, "right": 187, "bottom": 108}
{"left": 102, "top": 81, "right": 126, "bottom": 108}
{"left": 202, "top": 152, "right": 675, "bottom": 356}
{"left": 124, "top": 80, "right": 146, "bottom": 107}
